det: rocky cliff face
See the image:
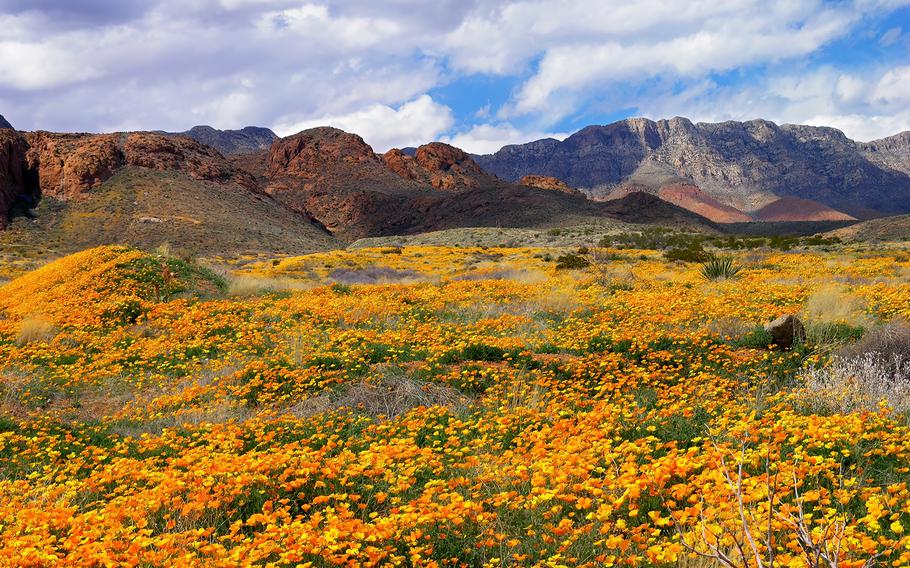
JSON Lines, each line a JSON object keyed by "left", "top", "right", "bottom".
{"left": 0, "top": 130, "right": 30, "bottom": 227}
{"left": 474, "top": 117, "right": 910, "bottom": 218}
{"left": 0, "top": 131, "right": 261, "bottom": 225}
{"left": 169, "top": 125, "right": 277, "bottom": 155}
{"left": 24, "top": 133, "right": 124, "bottom": 199}
{"left": 260, "top": 127, "right": 701, "bottom": 239}
{"left": 0, "top": 115, "right": 13, "bottom": 130}
{"left": 860, "top": 132, "right": 910, "bottom": 176}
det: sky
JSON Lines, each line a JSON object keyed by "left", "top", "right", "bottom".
{"left": 1, "top": 1, "right": 909, "bottom": 153}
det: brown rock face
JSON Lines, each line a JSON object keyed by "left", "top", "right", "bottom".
{"left": 267, "top": 127, "right": 382, "bottom": 180}
{"left": 0, "top": 130, "right": 30, "bottom": 227}
{"left": 123, "top": 133, "right": 257, "bottom": 191}
{"left": 384, "top": 142, "right": 487, "bottom": 191}
{"left": 519, "top": 175, "right": 580, "bottom": 195}
{"left": 264, "top": 128, "right": 417, "bottom": 237}
{"left": 24, "top": 133, "right": 124, "bottom": 199}
{"left": 19, "top": 131, "right": 258, "bottom": 200}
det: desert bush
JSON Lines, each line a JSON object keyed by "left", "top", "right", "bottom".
{"left": 291, "top": 371, "right": 469, "bottom": 420}
{"left": 15, "top": 315, "right": 56, "bottom": 345}
{"left": 700, "top": 256, "right": 741, "bottom": 280}
{"left": 806, "top": 321, "right": 865, "bottom": 349}
{"left": 328, "top": 266, "right": 421, "bottom": 285}
{"left": 554, "top": 253, "right": 590, "bottom": 270}
{"left": 665, "top": 243, "right": 711, "bottom": 263}
{"left": 837, "top": 320, "right": 910, "bottom": 362}
{"left": 733, "top": 326, "right": 773, "bottom": 349}
{"left": 801, "top": 352, "right": 910, "bottom": 415}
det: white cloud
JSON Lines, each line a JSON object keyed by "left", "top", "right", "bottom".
{"left": 505, "top": 0, "right": 861, "bottom": 118}
{"left": 0, "top": 0, "right": 908, "bottom": 149}
{"left": 274, "top": 95, "right": 455, "bottom": 151}
{"left": 635, "top": 65, "right": 910, "bottom": 141}
{"left": 441, "top": 123, "right": 568, "bottom": 154}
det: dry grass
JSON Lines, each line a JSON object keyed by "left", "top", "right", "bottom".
{"left": 705, "top": 316, "right": 754, "bottom": 340}
{"left": 15, "top": 315, "right": 56, "bottom": 345}
{"left": 801, "top": 283, "right": 870, "bottom": 326}
{"left": 838, "top": 320, "right": 910, "bottom": 362}
{"left": 328, "top": 266, "right": 425, "bottom": 285}
{"left": 290, "top": 370, "right": 470, "bottom": 420}
{"left": 227, "top": 274, "right": 316, "bottom": 296}
{"left": 801, "top": 352, "right": 910, "bottom": 415}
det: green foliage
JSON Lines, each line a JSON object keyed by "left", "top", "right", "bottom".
{"left": 664, "top": 243, "right": 710, "bottom": 263}
{"left": 700, "top": 256, "right": 742, "bottom": 280}
{"left": 554, "top": 253, "right": 591, "bottom": 270}
{"left": 120, "top": 254, "right": 227, "bottom": 302}
{"left": 735, "top": 327, "right": 774, "bottom": 349}
{"left": 807, "top": 322, "right": 865, "bottom": 347}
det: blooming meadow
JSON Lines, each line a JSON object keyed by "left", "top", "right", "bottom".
{"left": 0, "top": 243, "right": 909, "bottom": 567}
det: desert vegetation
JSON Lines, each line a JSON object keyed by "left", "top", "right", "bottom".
{"left": 0, "top": 240, "right": 908, "bottom": 566}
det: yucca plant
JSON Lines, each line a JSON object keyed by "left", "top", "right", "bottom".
{"left": 700, "top": 255, "right": 741, "bottom": 280}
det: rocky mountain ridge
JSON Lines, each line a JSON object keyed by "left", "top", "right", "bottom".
{"left": 474, "top": 117, "right": 910, "bottom": 219}
{"left": 0, "top": 124, "right": 715, "bottom": 244}
{"left": 164, "top": 125, "right": 277, "bottom": 155}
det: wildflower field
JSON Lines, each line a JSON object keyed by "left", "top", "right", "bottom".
{"left": 1, "top": 240, "right": 909, "bottom": 567}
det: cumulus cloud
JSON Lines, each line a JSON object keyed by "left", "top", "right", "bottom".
{"left": 0, "top": 0, "right": 908, "bottom": 150}
{"left": 441, "top": 123, "right": 568, "bottom": 155}
{"left": 275, "top": 95, "right": 455, "bottom": 151}
{"left": 635, "top": 65, "right": 910, "bottom": 141}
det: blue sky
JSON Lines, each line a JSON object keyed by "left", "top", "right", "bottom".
{"left": 1, "top": 1, "right": 909, "bottom": 152}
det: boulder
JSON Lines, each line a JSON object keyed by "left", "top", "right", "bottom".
{"left": 519, "top": 174, "right": 581, "bottom": 196}
{"left": 764, "top": 314, "right": 805, "bottom": 349}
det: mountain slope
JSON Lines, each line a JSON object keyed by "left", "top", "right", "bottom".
{"left": 260, "top": 127, "right": 718, "bottom": 239}
{"left": 0, "top": 167, "right": 335, "bottom": 256}
{"left": 0, "top": 125, "right": 719, "bottom": 251}
{"left": 824, "top": 214, "right": 910, "bottom": 241}
{"left": 860, "top": 132, "right": 910, "bottom": 176}
{"left": 0, "top": 115, "right": 12, "bottom": 130}
{"left": 752, "top": 196, "right": 856, "bottom": 222}
{"left": 473, "top": 117, "right": 910, "bottom": 219}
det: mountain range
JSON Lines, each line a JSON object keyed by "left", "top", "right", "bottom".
{"left": 0, "top": 123, "right": 713, "bottom": 255}
{"left": 1, "top": 115, "right": 908, "bottom": 255}
{"left": 474, "top": 117, "right": 910, "bottom": 222}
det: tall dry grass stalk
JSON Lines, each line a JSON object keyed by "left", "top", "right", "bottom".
{"left": 15, "top": 315, "right": 56, "bottom": 345}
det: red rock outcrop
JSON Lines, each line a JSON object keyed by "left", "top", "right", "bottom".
{"left": 0, "top": 129, "right": 30, "bottom": 227}
{"left": 267, "top": 127, "right": 383, "bottom": 181}
{"left": 24, "top": 133, "right": 123, "bottom": 199}
{"left": 264, "top": 128, "right": 417, "bottom": 237}
{"left": 519, "top": 175, "right": 581, "bottom": 196}
{"left": 383, "top": 142, "right": 487, "bottom": 191}
{"left": 19, "top": 131, "right": 258, "bottom": 199}
{"left": 123, "top": 133, "right": 257, "bottom": 191}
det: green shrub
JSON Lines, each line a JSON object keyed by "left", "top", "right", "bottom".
{"left": 735, "top": 327, "right": 774, "bottom": 349}
{"left": 554, "top": 253, "right": 590, "bottom": 270}
{"left": 700, "top": 256, "right": 742, "bottom": 280}
{"left": 664, "top": 243, "right": 710, "bottom": 263}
